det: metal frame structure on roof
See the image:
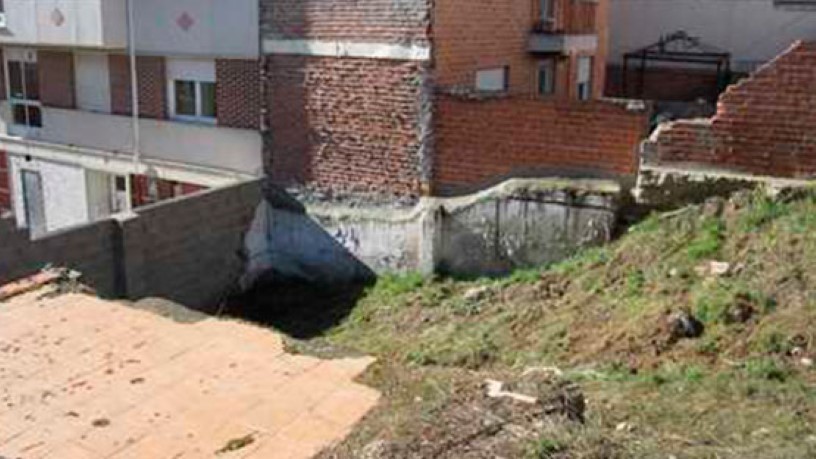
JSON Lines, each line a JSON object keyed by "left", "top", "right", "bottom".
{"left": 622, "top": 31, "right": 732, "bottom": 101}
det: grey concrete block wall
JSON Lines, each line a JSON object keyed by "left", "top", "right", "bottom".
{"left": 0, "top": 218, "right": 120, "bottom": 296}
{"left": 0, "top": 179, "right": 264, "bottom": 309}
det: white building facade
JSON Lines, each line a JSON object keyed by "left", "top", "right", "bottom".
{"left": 0, "top": 0, "right": 262, "bottom": 235}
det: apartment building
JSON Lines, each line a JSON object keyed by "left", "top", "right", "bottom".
{"left": 260, "top": 0, "right": 633, "bottom": 199}
{"left": 0, "top": 0, "right": 262, "bottom": 235}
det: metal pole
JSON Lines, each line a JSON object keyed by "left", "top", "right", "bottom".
{"left": 126, "top": 0, "right": 140, "bottom": 211}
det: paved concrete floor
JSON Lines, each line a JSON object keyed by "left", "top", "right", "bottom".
{"left": 0, "top": 288, "right": 379, "bottom": 458}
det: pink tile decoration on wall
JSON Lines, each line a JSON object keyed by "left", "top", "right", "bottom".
{"left": 51, "top": 8, "right": 65, "bottom": 27}
{"left": 176, "top": 12, "right": 195, "bottom": 31}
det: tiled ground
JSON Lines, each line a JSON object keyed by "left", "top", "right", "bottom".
{"left": 0, "top": 288, "right": 379, "bottom": 458}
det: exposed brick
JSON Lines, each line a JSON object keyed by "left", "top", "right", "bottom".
{"left": 266, "top": 55, "right": 425, "bottom": 198}
{"left": 433, "top": 94, "right": 648, "bottom": 194}
{"left": 435, "top": 0, "right": 607, "bottom": 99}
{"left": 260, "top": 0, "right": 430, "bottom": 44}
{"left": 605, "top": 64, "right": 723, "bottom": 101}
{"left": 109, "top": 55, "right": 167, "bottom": 119}
{"left": 38, "top": 50, "right": 75, "bottom": 109}
{"left": 216, "top": 59, "right": 260, "bottom": 130}
{"left": 654, "top": 41, "right": 816, "bottom": 178}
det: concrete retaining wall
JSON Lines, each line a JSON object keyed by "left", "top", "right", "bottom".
{"left": 244, "top": 178, "right": 621, "bottom": 283}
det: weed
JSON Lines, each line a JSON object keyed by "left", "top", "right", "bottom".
{"left": 372, "top": 272, "right": 426, "bottom": 297}
{"left": 686, "top": 218, "right": 725, "bottom": 260}
{"left": 744, "top": 357, "right": 791, "bottom": 382}
{"left": 506, "top": 266, "right": 545, "bottom": 284}
{"left": 624, "top": 269, "right": 646, "bottom": 297}
{"left": 739, "top": 194, "right": 790, "bottom": 231}
{"left": 526, "top": 437, "right": 566, "bottom": 458}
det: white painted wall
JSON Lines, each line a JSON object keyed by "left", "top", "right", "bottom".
{"left": 609, "top": 0, "right": 816, "bottom": 71}
{"left": 0, "top": 102, "right": 264, "bottom": 176}
{"left": 74, "top": 52, "right": 111, "bottom": 113}
{"left": 0, "top": 0, "right": 126, "bottom": 49}
{"left": 134, "top": 0, "right": 259, "bottom": 58}
{"left": 9, "top": 154, "right": 89, "bottom": 232}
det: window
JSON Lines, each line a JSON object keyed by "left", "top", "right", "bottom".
{"left": 167, "top": 59, "right": 217, "bottom": 123}
{"left": 6, "top": 50, "right": 42, "bottom": 128}
{"left": 539, "top": 0, "right": 555, "bottom": 27}
{"left": 475, "top": 67, "right": 508, "bottom": 92}
{"left": 538, "top": 59, "right": 556, "bottom": 96}
{"left": 773, "top": 0, "right": 816, "bottom": 10}
{"left": 576, "top": 56, "right": 593, "bottom": 101}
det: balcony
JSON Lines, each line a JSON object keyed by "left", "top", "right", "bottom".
{"left": 528, "top": 0, "right": 598, "bottom": 54}
{"left": 0, "top": 102, "right": 263, "bottom": 183}
{"left": 0, "top": 0, "right": 127, "bottom": 49}
{"left": 527, "top": 32, "right": 598, "bottom": 54}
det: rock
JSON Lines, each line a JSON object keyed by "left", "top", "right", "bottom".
{"left": 667, "top": 310, "right": 705, "bottom": 343}
{"left": 702, "top": 197, "right": 725, "bottom": 218}
{"left": 359, "top": 440, "right": 391, "bottom": 459}
{"left": 725, "top": 298, "right": 755, "bottom": 324}
{"left": 616, "top": 421, "right": 636, "bottom": 432}
{"left": 694, "top": 261, "right": 730, "bottom": 277}
{"left": 800, "top": 357, "right": 814, "bottom": 368}
{"left": 463, "top": 286, "right": 492, "bottom": 303}
{"left": 485, "top": 379, "right": 538, "bottom": 404}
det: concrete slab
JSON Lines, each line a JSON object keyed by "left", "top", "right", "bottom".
{"left": 0, "top": 288, "right": 379, "bottom": 458}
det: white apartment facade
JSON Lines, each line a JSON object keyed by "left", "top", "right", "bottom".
{"left": 0, "top": 0, "right": 262, "bottom": 236}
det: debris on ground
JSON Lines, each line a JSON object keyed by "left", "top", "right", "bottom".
{"left": 215, "top": 433, "right": 255, "bottom": 455}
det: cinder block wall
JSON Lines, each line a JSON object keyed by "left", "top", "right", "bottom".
{"left": 0, "top": 179, "right": 263, "bottom": 309}
{"left": 433, "top": 95, "right": 648, "bottom": 194}
{"left": 121, "top": 179, "right": 263, "bottom": 308}
{"left": 653, "top": 41, "right": 816, "bottom": 177}
{"left": 0, "top": 217, "right": 121, "bottom": 295}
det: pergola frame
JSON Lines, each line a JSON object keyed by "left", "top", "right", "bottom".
{"left": 622, "top": 31, "right": 731, "bottom": 100}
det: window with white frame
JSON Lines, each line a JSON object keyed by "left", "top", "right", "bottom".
{"left": 5, "top": 49, "right": 42, "bottom": 127}
{"left": 475, "top": 67, "right": 508, "bottom": 92}
{"left": 167, "top": 59, "right": 217, "bottom": 123}
{"left": 538, "top": 58, "right": 557, "bottom": 96}
{"left": 576, "top": 56, "right": 593, "bottom": 101}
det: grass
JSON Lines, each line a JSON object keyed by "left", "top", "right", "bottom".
{"left": 310, "top": 188, "right": 816, "bottom": 458}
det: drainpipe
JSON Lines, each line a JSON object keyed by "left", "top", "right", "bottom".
{"left": 125, "top": 0, "right": 140, "bottom": 211}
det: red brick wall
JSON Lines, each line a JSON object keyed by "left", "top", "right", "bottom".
{"left": 130, "top": 175, "right": 207, "bottom": 208}
{"left": 654, "top": 41, "right": 816, "bottom": 178}
{"left": 0, "top": 151, "right": 10, "bottom": 212}
{"left": 109, "top": 55, "right": 167, "bottom": 119}
{"left": 216, "top": 59, "right": 260, "bottom": 130}
{"left": 433, "top": 94, "right": 648, "bottom": 193}
{"left": 605, "top": 65, "right": 722, "bottom": 101}
{"left": 434, "top": 0, "right": 607, "bottom": 99}
{"left": 38, "top": 50, "right": 75, "bottom": 109}
{"left": 265, "top": 55, "right": 424, "bottom": 197}
{"left": 260, "top": 0, "right": 429, "bottom": 43}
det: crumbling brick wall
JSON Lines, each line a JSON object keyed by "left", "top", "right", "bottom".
{"left": 216, "top": 59, "right": 260, "bottom": 130}
{"left": 266, "top": 55, "right": 426, "bottom": 198}
{"left": 38, "top": 50, "right": 75, "bottom": 109}
{"left": 433, "top": 94, "right": 648, "bottom": 194}
{"left": 260, "top": 0, "right": 429, "bottom": 43}
{"left": 109, "top": 55, "right": 167, "bottom": 119}
{"left": 654, "top": 41, "right": 816, "bottom": 177}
